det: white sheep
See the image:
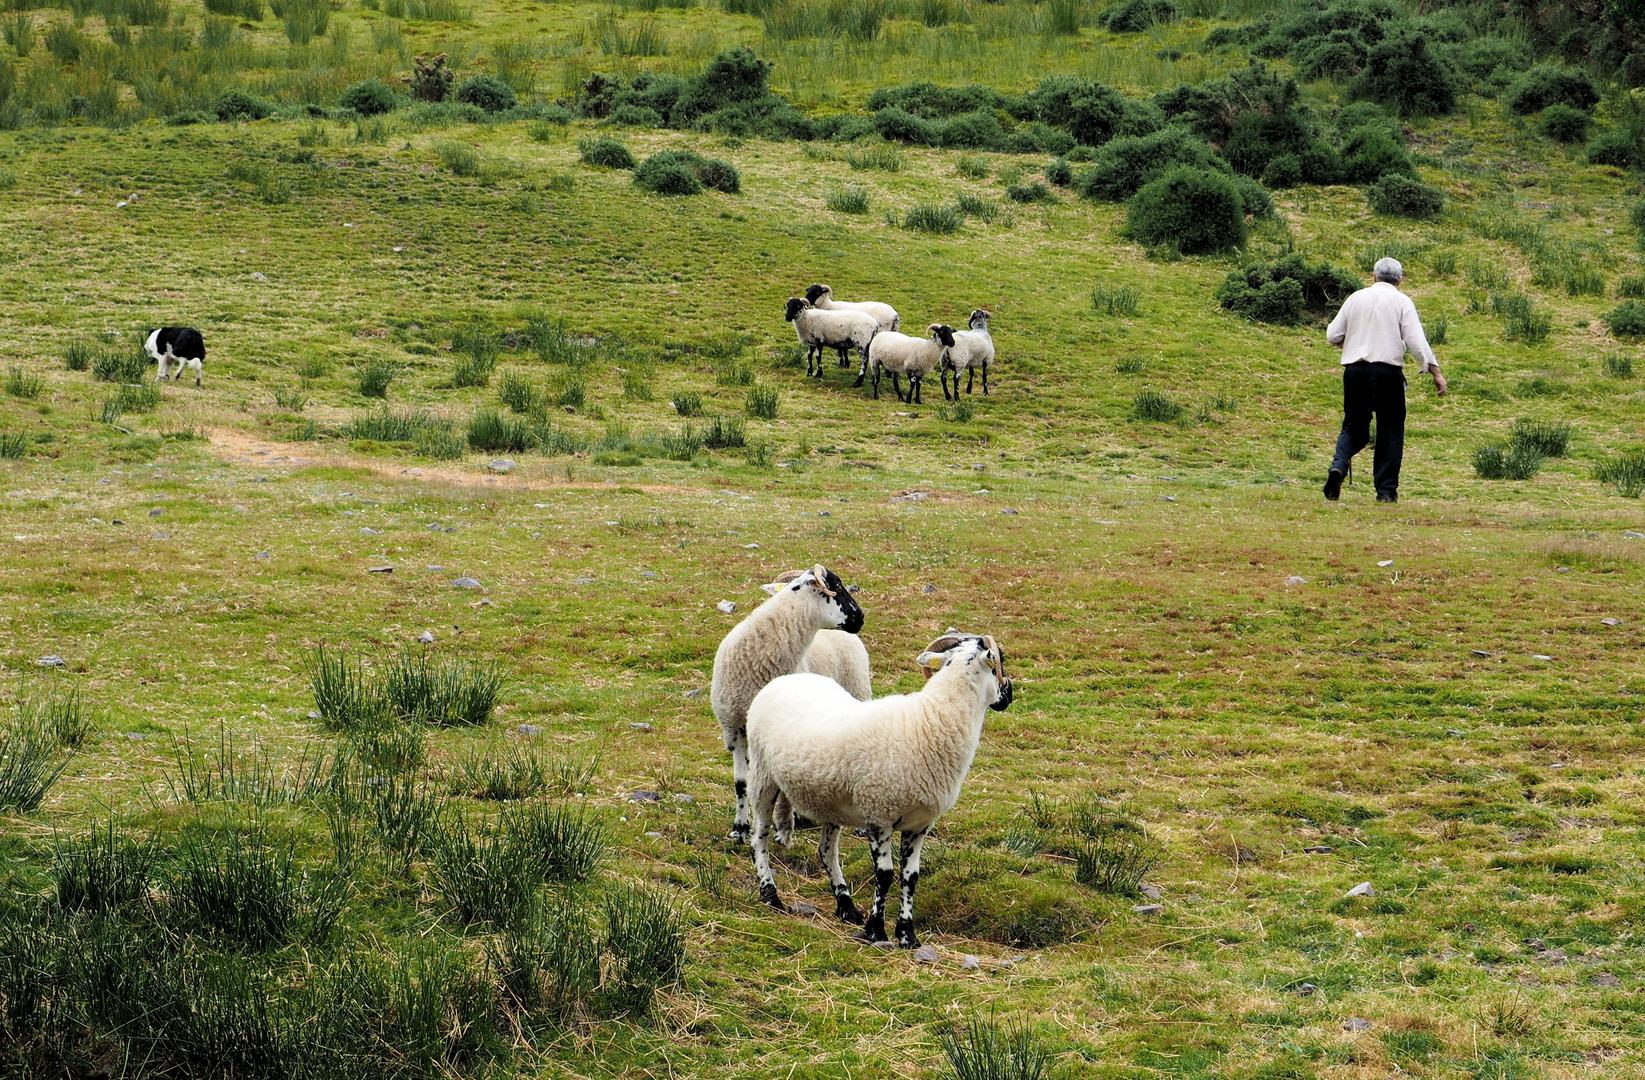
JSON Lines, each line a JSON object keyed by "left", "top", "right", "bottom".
{"left": 858, "top": 324, "right": 954, "bottom": 404}
{"left": 942, "top": 309, "right": 994, "bottom": 398}
{"left": 761, "top": 575, "right": 873, "bottom": 701}
{"left": 806, "top": 283, "right": 900, "bottom": 339}
{"left": 784, "top": 298, "right": 879, "bottom": 379}
{"left": 711, "top": 564, "right": 865, "bottom": 843}
{"left": 746, "top": 631, "right": 1014, "bottom": 946}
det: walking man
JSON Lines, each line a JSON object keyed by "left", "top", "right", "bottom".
{"left": 1323, "top": 257, "right": 1446, "bottom": 504}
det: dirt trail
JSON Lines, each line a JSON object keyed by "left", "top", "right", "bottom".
{"left": 202, "top": 426, "right": 715, "bottom": 496}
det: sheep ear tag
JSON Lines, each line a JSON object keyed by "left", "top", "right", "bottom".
{"left": 760, "top": 583, "right": 782, "bottom": 597}
{"left": 916, "top": 651, "right": 947, "bottom": 680}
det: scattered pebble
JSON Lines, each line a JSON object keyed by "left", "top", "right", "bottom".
{"left": 922, "top": 583, "right": 937, "bottom": 594}
{"left": 643, "top": 831, "right": 662, "bottom": 839}
{"left": 255, "top": 551, "right": 271, "bottom": 560}
{"left": 743, "top": 542, "right": 760, "bottom": 550}
{"left": 789, "top": 903, "right": 821, "bottom": 918}
{"left": 572, "top": 577, "right": 596, "bottom": 585}
{"left": 1377, "top": 559, "right": 1394, "bottom": 567}
{"left": 1160, "top": 495, "right": 1177, "bottom": 502}
{"left": 629, "top": 790, "right": 662, "bottom": 803}
{"left": 1345, "top": 882, "right": 1375, "bottom": 898}
{"left": 1294, "top": 983, "right": 1318, "bottom": 996}
{"left": 960, "top": 954, "right": 980, "bottom": 970}
{"left": 683, "top": 688, "right": 704, "bottom": 699}
{"left": 1625, "top": 530, "right": 1645, "bottom": 540}
{"left": 452, "top": 577, "right": 482, "bottom": 589}
{"left": 360, "top": 527, "right": 381, "bottom": 535}
{"left": 1000, "top": 508, "right": 1020, "bottom": 516}
{"left": 717, "top": 600, "right": 737, "bottom": 614}
{"left": 518, "top": 723, "right": 542, "bottom": 736}
{"left": 1139, "top": 884, "right": 1161, "bottom": 900}
{"left": 1470, "top": 650, "right": 1492, "bottom": 658}
{"left": 1303, "top": 846, "right": 1335, "bottom": 854}
{"left": 251, "top": 271, "right": 267, "bottom": 281}
{"left": 488, "top": 459, "right": 516, "bottom": 473}
{"left": 427, "top": 565, "right": 443, "bottom": 571}
{"left": 149, "top": 508, "right": 162, "bottom": 517}
{"left": 1446, "top": 729, "right": 1465, "bottom": 737}
{"left": 35, "top": 655, "right": 65, "bottom": 667}
{"left": 111, "top": 519, "right": 125, "bottom": 525}
{"left": 368, "top": 566, "right": 393, "bottom": 574}
{"left": 1343, "top": 1018, "right": 1373, "bottom": 1033}
{"left": 233, "top": 505, "right": 246, "bottom": 512}
{"left": 1532, "top": 654, "right": 1553, "bottom": 661}
{"left": 152, "top": 532, "right": 171, "bottom": 540}
{"left": 1132, "top": 904, "right": 1163, "bottom": 916}
{"left": 913, "top": 945, "right": 940, "bottom": 963}
{"left": 673, "top": 793, "right": 694, "bottom": 803}
{"left": 1602, "top": 618, "right": 1620, "bottom": 626}
{"left": 417, "top": 630, "right": 435, "bottom": 644}
{"left": 1285, "top": 576, "right": 1307, "bottom": 586}
{"left": 629, "top": 722, "right": 654, "bottom": 732}
{"left": 1555, "top": 566, "right": 1571, "bottom": 573}
{"left": 307, "top": 710, "right": 321, "bottom": 720}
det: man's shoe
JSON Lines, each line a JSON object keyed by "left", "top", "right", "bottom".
{"left": 1323, "top": 469, "right": 1344, "bottom": 501}
{"left": 1376, "top": 493, "right": 1397, "bottom": 503}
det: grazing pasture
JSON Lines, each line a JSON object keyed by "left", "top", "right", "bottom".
{"left": 3, "top": 0, "right": 1645, "bottom": 1075}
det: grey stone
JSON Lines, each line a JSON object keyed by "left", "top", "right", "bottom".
{"left": 1303, "top": 846, "right": 1335, "bottom": 854}
{"left": 1532, "top": 654, "right": 1553, "bottom": 661}
{"left": 1471, "top": 650, "right": 1491, "bottom": 658}
{"left": 1132, "top": 904, "right": 1163, "bottom": 916}
{"left": 307, "top": 710, "right": 321, "bottom": 720}
{"left": 34, "top": 656, "right": 65, "bottom": 667}
{"left": 1446, "top": 729, "right": 1465, "bottom": 737}
{"left": 1157, "top": 475, "right": 1178, "bottom": 481}
{"left": 1139, "top": 884, "right": 1161, "bottom": 900}
{"left": 683, "top": 688, "right": 704, "bottom": 699}
{"left": 743, "top": 542, "right": 760, "bottom": 549}
{"left": 488, "top": 459, "right": 516, "bottom": 473}
{"left": 922, "top": 583, "right": 937, "bottom": 594}
{"left": 1010, "top": 955, "right": 1027, "bottom": 963}
{"left": 1160, "top": 495, "right": 1177, "bottom": 502}
{"left": 250, "top": 271, "right": 268, "bottom": 280}
{"left": 152, "top": 532, "right": 171, "bottom": 540}
{"left": 111, "top": 519, "right": 124, "bottom": 525}
{"left": 518, "top": 723, "right": 542, "bottom": 736}
{"left": 872, "top": 940, "right": 898, "bottom": 951}
{"left": 360, "top": 527, "right": 381, "bottom": 535}
{"left": 1343, "top": 1017, "right": 1372, "bottom": 1033}
{"left": 913, "top": 945, "right": 940, "bottom": 963}
{"left": 1285, "top": 575, "right": 1307, "bottom": 586}
{"left": 1625, "top": 531, "right": 1645, "bottom": 539}
{"left": 255, "top": 551, "right": 271, "bottom": 560}
{"left": 452, "top": 577, "right": 482, "bottom": 589}
{"left": 1000, "top": 508, "right": 1019, "bottom": 515}
{"left": 1345, "top": 882, "right": 1375, "bottom": 898}
{"left": 427, "top": 565, "right": 443, "bottom": 571}
{"left": 233, "top": 505, "right": 246, "bottom": 512}
{"left": 789, "top": 903, "right": 821, "bottom": 917}
{"left": 960, "top": 954, "right": 980, "bottom": 970}
{"left": 673, "top": 793, "right": 694, "bottom": 803}
{"left": 417, "top": 630, "right": 435, "bottom": 643}
{"left": 1377, "top": 559, "right": 1394, "bottom": 567}
{"left": 149, "top": 508, "right": 162, "bottom": 517}
{"left": 572, "top": 577, "right": 596, "bottom": 585}
{"left": 629, "top": 790, "right": 662, "bottom": 803}
{"left": 819, "top": 510, "right": 831, "bottom": 516}
{"left": 717, "top": 600, "right": 737, "bottom": 614}
{"left": 644, "top": 831, "right": 662, "bottom": 839}
{"left": 1294, "top": 983, "right": 1318, "bottom": 996}
{"left": 630, "top": 722, "right": 654, "bottom": 732}
{"left": 640, "top": 571, "right": 657, "bottom": 579}
{"left": 1602, "top": 618, "right": 1621, "bottom": 626}
{"left": 368, "top": 566, "right": 393, "bottom": 574}
{"left": 889, "top": 491, "right": 929, "bottom": 503}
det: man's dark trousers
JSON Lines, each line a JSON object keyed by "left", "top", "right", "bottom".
{"left": 1330, "top": 360, "right": 1406, "bottom": 499}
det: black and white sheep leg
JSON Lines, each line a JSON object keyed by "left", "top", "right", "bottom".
{"left": 818, "top": 823, "right": 863, "bottom": 925}
{"left": 749, "top": 777, "right": 785, "bottom": 910}
{"left": 895, "top": 828, "right": 928, "bottom": 948}
{"left": 727, "top": 729, "right": 752, "bottom": 843}
{"left": 856, "top": 825, "right": 896, "bottom": 944}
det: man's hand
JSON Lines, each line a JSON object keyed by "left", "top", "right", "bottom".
{"left": 1431, "top": 369, "right": 1447, "bottom": 396}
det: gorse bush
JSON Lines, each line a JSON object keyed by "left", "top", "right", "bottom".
{"left": 579, "top": 136, "right": 637, "bottom": 169}
{"left": 633, "top": 150, "right": 739, "bottom": 195}
{"left": 1506, "top": 64, "right": 1600, "bottom": 116}
{"left": 1096, "top": 0, "right": 1177, "bottom": 33}
{"left": 454, "top": 74, "right": 516, "bottom": 112}
{"left": 1605, "top": 300, "right": 1645, "bottom": 338}
{"left": 1352, "top": 33, "right": 1455, "bottom": 117}
{"left": 1367, "top": 173, "right": 1445, "bottom": 218}
{"left": 1127, "top": 167, "right": 1246, "bottom": 255}
{"left": 1539, "top": 103, "right": 1591, "bottom": 143}
{"left": 338, "top": 77, "right": 400, "bottom": 116}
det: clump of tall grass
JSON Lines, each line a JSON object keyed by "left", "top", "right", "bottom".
{"left": 939, "top": 1016, "right": 1047, "bottom": 1080}
{"left": 744, "top": 382, "right": 779, "bottom": 420}
{"left": 846, "top": 142, "right": 903, "bottom": 171}
{"left": 904, "top": 203, "right": 962, "bottom": 234}
{"left": 64, "top": 340, "right": 95, "bottom": 371}
{"left": 454, "top": 742, "right": 547, "bottom": 800}
{"left": 164, "top": 725, "right": 339, "bottom": 806}
{"left": 1510, "top": 418, "right": 1570, "bottom": 457}
{"left": 113, "top": 383, "right": 161, "bottom": 414}
{"left": 344, "top": 407, "right": 451, "bottom": 444}
{"left": 1092, "top": 283, "right": 1141, "bottom": 317}
{"left": 3, "top": 13, "right": 38, "bottom": 57}
{"left": 357, "top": 360, "right": 397, "bottom": 398}
{"left": 1114, "top": 354, "right": 1145, "bottom": 375}
{"left": 703, "top": 414, "right": 747, "bottom": 448}
{"left": 382, "top": 649, "right": 503, "bottom": 727}
{"left": 52, "top": 815, "right": 159, "bottom": 913}
{"left": 715, "top": 359, "right": 754, "bottom": 387}
{"left": 1130, "top": 388, "right": 1184, "bottom": 423}
{"left": 309, "top": 645, "right": 388, "bottom": 730}
{"left": 1473, "top": 442, "right": 1545, "bottom": 481}
{"left": 19, "top": 685, "right": 93, "bottom": 748}
{"left": 498, "top": 892, "right": 601, "bottom": 1016}
{"left": 451, "top": 321, "right": 500, "bottom": 386}
{"left": 431, "top": 810, "right": 538, "bottom": 926}
{"left": 498, "top": 369, "right": 544, "bottom": 416}
{"left": 512, "top": 801, "right": 607, "bottom": 883}
{"left": 173, "top": 820, "right": 346, "bottom": 947}
{"left": 936, "top": 398, "right": 975, "bottom": 423}
{"left": 467, "top": 407, "right": 537, "bottom": 453}
{"left": 553, "top": 375, "right": 586, "bottom": 410}
{"left": 0, "top": 710, "right": 74, "bottom": 812}
{"left": 273, "top": 386, "right": 308, "bottom": 411}
{"left": 956, "top": 192, "right": 1001, "bottom": 223}
{"left": 6, "top": 367, "right": 42, "bottom": 399}
{"left": 1594, "top": 449, "right": 1645, "bottom": 496}
{"left": 1074, "top": 831, "right": 1161, "bottom": 896}
{"left": 825, "top": 185, "right": 871, "bottom": 214}
{"left": 0, "top": 432, "right": 28, "bottom": 459}
{"left": 671, "top": 389, "right": 703, "bottom": 416}
{"left": 92, "top": 346, "right": 149, "bottom": 383}
{"left": 525, "top": 313, "right": 586, "bottom": 365}
{"left": 1603, "top": 354, "right": 1634, "bottom": 378}
{"left": 601, "top": 883, "right": 686, "bottom": 1015}
{"left": 1492, "top": 291, "right": 1552, "bottom": 343}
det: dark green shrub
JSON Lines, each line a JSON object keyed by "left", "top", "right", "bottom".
{"left": 212, "top": 88, "right": 273, "bottom": 121}
{"left": 1340, "top": 124, "right": 1415, "bottom": 183}
{"left": 1131, "top": 388, "right": 1185, "bottom": 422}
{"left": 937, "top": 109, "right": 1005, "bottom": 149}
{"left": 1539, "top": 103, "right": 1591, "bottom": 143}
{"left": 409, "top": 52, "right": 454, "bottom": 102}
{"left": 634, "top": 150, "right": 739, "bottom": 194}
{"left": 1232, "top": 174, "right": 1275, "bottom": 219}
{"left": 1619, "top": 276, "right": 1645, "bottom": 299}
{"left": 579, "top": 136, "right": 636, "bottom": 169}
{"left": 1079, "top": 125, "right": 1225, "bottom": 201}
{"left": 467, "top": 408, "right": 537, "bottom": 453}
{"left": 1007, "top": 122, "right": 1078, "bottom": 155}
{"left": 1351, "top": 33, "right": 1456, "bottom": 117}
{"left": 453, "top": 75, "right": 516, "bottom": 113}
{"left": 1023, "top": 76, "right": 1128, "bottom": 147}
{"left": 1126, "top": 167, "right": 1246, "bottom": 254}
{"left": 1606, "top": 300, "right": 1645, "bottom": 338}
{"left": 1457, "top": 36, "right": 1533, "bottom": 90}
{"left": 1216, "top": 253, "right": 1359, "bottom": 324}
{"left": 873, "top": 106, "right": 935, "bottom": 144}
{"left": 338, "top": 77, "right": 400, "bottom": 116}
{"left": 1261, "top": 153, "right": 1302, "bottom": 188}
{"left": 1006, "top": 180, "right": 1052, "bottom": 203}
{"left": 1589, "top": 129, "right": 1638, "bottom": 168}
{"left": 1506, "top": 64, "right": 1599, "bottom": 116}
{"left": 604, "top": 104, "right": 663, "bottom": 127}
{"left": 1296, "top": 32, "right": 1365, "bottom": 81}
{"left": 1096, "top": 0, "right": 1177, "bottom": 33}
{"left": 1366, "top": 173, "right": 1445, "bottom": 218}
{"left": 1045, "top": 157, "right": 1073, "bottom": 186}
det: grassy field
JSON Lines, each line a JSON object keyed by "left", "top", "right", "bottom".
{"left": 5, "top": 0, "right": 1645, "bottom": 1077}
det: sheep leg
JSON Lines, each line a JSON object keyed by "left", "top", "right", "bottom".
{"left": 870, "top": 364, "right": 880, "bottom": 399}
{"left": 980, "top": 365, "right": 988, "bottom": 395}
{"left": 774, "top": 791, "right": 794, "bottom": 847}
{"left": 853, "top": 352, "right": 868, "bottom": 388}
{"left": 895, "top": 828, "right": 929, "bottom": 948}
{"left": 835, "top": 344, "right": 851, "bottom": 369}
{"left": 749, "top": 773, "right": 785, "bottom": 911}
{"left": 966, "top": 367, "right": 976, "bottom": 395}
{"left": 727, "top": 728, "right": 751, "bottom": 843}
{"left": 819, "top": 823, "right": 862, "bottom": 925}
{"left": 941, "top": 365, "right": 953, "bottom": 401}
{"left": 856, "top": 825, "right": 895, "bottom": 944}
{"left": 890, "top": 371, "right": 904, "bottom": 403}
{"left": 911, "top": 374, "right": 922, "bottom": 405}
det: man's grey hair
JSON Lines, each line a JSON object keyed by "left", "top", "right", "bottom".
{"left": 1373, "top": 257, "right": 1404, "bottom": 284}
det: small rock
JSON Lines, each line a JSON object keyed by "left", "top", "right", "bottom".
{"left": 518, "top": 723, "right": 542, "bottom": 736}
{"left": 360, "top": 527, "right": 381, "bottom": 535}
{"left": 1160, "top": 495, "right": 1177, "bottom": 502}
{"left": 111, "top": 519, "right": 125, "bottom": 525}
{"left": 1139, "top": 884, "right": 1162, "bottom": 900}
{"left": 1285, "top": 575, "right": 1307, "bottom": 586}
{"left": 995, "top": 959, "right": 1015, "bottom": 969}
{"left": 1470, "top": 649, "right": 1491, "bottom": 658}
{"left": 152, "top": 532, "right": 171, "bottom": 540}
{"left": 1132, "top": 904, "right": 1163, "bottom": 916}
{"left": 1446, "top": 729, "right": 1465, "bottom": 737}
{"left": 640, "top": 570, "right": 657, "bottom": 579}
{"left": 1303, "top": 846, "right": 1335, "bottom": 854}
{"left": 1532, "top": 654, "right": 1553, "bottom": 661}
{"left": 1000, "top": 508, "right": 1020, "bottom": 515}
{"left": 1540, "top": 948, "right": 1567, "bottom": 963}
{"left": 789, "top": 903, "right": 821, "bottom": 917}
{"left": 922, "top": 583, "right": 937, "bottom": 594}
{"left": 149, "top": 508, "right": 162, "bottom": 517}
{"left": 1343, "top": 1017, "right": 1372, "bottom": 1033}
{"left": 1294, "top": 983, "right": 1318, "bottom": 996}
{"left": 427, "top": 565, "right": 443, "bottom": 571}
{"left": 644, "top": 831, "right": 662, "bottom": 839}
{"left": 233, "top": 505, "right": 247, "bottom": 512}
{"left": 1602, "top": 618, "right": 1620, "bottom": 626}
{"left": 488, "top": 459, "right": 516, "bottom": 473}
{"left": 743, "top": 542, "right": 760, "bottom": 550}
{"left": 1157, "top": 475, "right": 1178, "bottom": 481}
{"left": 368, "top": 566, "right": 393, "bottom": 574}
{"left": 872, "top": 940, "right": 899, "bottom": 951}
{"left": 1555, "top": 566, "right": 1571, "bottom": 573}
{"left": 572, "top": 577, "right": 595, "bottom": 585}
{"left": 1010, "top": 955, "right": 1027, "bottom": 963}
{"left": 1345, "top": 882, "right": 1375, "bottom": 898}
{"left": 847, "top": 584, "right": 861, "bottom": 593}
{"left": 913, "top": 945, "right": 940, "bottom": 963}
{"left": 960, "top": 954, "right": 980, "bottom": 970}
{"left": 673, "top": 793, "right": 694, "bottom": 803}
{"left": 417, "top": 630, "right": 435, "bottom": 643}
{"left": 630, "top": 722, "right": 654, "bottom": 732}
{"left": 629, "top": 790, "right": 662, "bottom": 803}
{"left": 717, "top": 600, "right": 737, "bottom": 614}
{"left": 307, "top": 710, "right": 321, "bottom": 720}
{"left": 251, "top": 271, "right": 267, "bottom": 281}
{"left": 452, "top": 577, "right": 482, "bottom": 589}
{"left": 34, "top": 656, "right": 65, "bottom": 667}
{"left": 1377, "top": 559, "right": 1394, "bottom": 567}
{"left": 255, "top": 551, "right": 271, "bottom": 560}
{"left": 683, "top": 688, "right": 704, "bottom": 699}
{"left": 1625, "top": 530, "right": 1645, "bottom": 539}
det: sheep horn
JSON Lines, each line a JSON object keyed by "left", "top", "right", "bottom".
{"left": 981, "top": 635, "right": 1004, "bottom": 681}
{"left": 811, "top": 564, "right": 836, "bottom": 596}
{"left": 771, "top": 569, "right": 805, "bottom": 584}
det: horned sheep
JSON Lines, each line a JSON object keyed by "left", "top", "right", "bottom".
{"left": 942, "top": 309, "right": 994, "bottom": 398}
{"left": 805, "top": 283, "right": 899, "bottom": 335}
{"left": 858, "top": 324, "right": 955, "bottom": 404}
{"left": 784, "top": 298, "right": 879, "bottom": 379}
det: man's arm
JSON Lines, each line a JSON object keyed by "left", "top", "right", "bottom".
{"left": 1326, "top": 301, "right": 1349, "bottom": 347}
{"left": 1400, "top": 298, "right": 1446, "bottom": 395}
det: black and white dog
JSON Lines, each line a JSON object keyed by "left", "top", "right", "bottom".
{"left": 145, "top": 327, "right": 206, "bottom": 386}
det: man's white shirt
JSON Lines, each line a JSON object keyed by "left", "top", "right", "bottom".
{"left": 1325, "top": 281, "right": 1439, "bottom": 373}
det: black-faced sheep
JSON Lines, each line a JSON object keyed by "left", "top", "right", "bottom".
{"left": 784, "top": 298, "right": 879, "bottom": 379}
{"left": 942, "top": 309, "right": 994, "bottom": 398}
{"left": 145, "top": 327, "right": 206, "bottom": 386}
{"left": 805, "top": 283, "right": 899, "bottom": 339}
{"left": 859, "top": 324, "right": 954, "bottom": 404}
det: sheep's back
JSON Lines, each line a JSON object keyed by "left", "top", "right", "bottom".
{"left": 798, "top": 630, "right": 872, "bottom": 701}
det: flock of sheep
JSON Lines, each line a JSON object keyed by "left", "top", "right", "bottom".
{"left": 710, "top": 565, "right": 1012, "bottom": 947}
{"left": 785, "top": 284, "right": 996, "bottom": 404}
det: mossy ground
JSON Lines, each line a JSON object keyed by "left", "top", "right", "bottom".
{"left": 4, "top": 6, "right": 1645, "bottom": 1078}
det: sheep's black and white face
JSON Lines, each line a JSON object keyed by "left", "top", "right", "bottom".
{"left": 921, "top": 634, "right": 1012, "bottom": 711}
{"left": 784, "top": 298, "right": 809, "bottom": 322}
{"left": 804, "top": 284, "right": 830, "bottom": 305}
{"left": 930, "top": 325, "right": 956, "bottom": 348}
{"left": 772, "top": 565, "right": 864, "bottom": 633}
{"left": 968, "top": 309, "right": 990, "bottom": 331}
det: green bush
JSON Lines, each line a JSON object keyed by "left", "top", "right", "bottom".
{"left": 1045, "top": 157, "right": 1073, "bottom": 186}
{"left": 904, "top": 203, "right": 963, "bottom": 233}
{"left": 1006, "top": 180, "right": 1052, "bottom": 203}
{"left": 939, "top": 1017, "right": 1048, "bottom": 1080}
{"left": 1351, "top": 33, "right": 1456, "bottom": 117}
{"left": 1539, "top": 103, "right": 1591, "bottom": 143}
{"left": 1366, "top": 173, "right": 1444, "bottom": 218}
{"left": 1594, "top": 449, "right": 1645, "bottom": 496}
{"left": 1131, "top": 388, "right": 1184, "bottom": 423}
{"left": 1261, "top": 153, "right": 1302, "bottom": 188}
{"left": 1216, "top": 254, "right": 1359, "bottom": 324}
{"left": 1506, "top": 64, "right": 1599, "bottom": 116}
{"left": 1126, "top": 167, "right": 1246, "bottom": 255}
{"left": 1339, "top": 124, "right": 1415, "bottom": 183}
{"left": 1605, "top": 300, "right": 1645, "bottom": 338}
{"left": 579, "top": 137, "right": 637, "bottom": 169}
{"left": 453, "top": 74, "right": 516, "bottom": 113}
{"left": 212, "top": 88, "right": 273, "bottom": 122}
{"left": 1079, "top": 125, "right": 1225, "bottom": 201}
{"left": 1023, "top": 76, "right": 1129, "bottom": 147}
{"left": 339, "top": 77, "right": 400, "bottom": 116}
{"left": 1096, "top": 0, "right": 1177, "bottom": 33}
{"left": 1509, "top": 418, "right": 1570, "bottom": 458}
{"left": 825, "top": 185, "right": 870, "bottom": 213}
{"left": 1231, "top": 174, "right": 1274, "bottom": 219}
{"left": 634, "top": 150, "right": 740, "bottom": 195}
{"left": 1473, "top": 442, "right": 1544, "bottom": 481}
{"left": 1588, "top": 129, "right": 1638, "bottom": 169}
